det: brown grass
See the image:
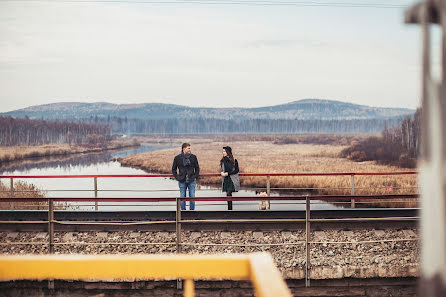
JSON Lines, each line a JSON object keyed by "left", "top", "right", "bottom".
{"left": 120, "top": 139, "right": 418, "bottom": 208}
{"left": 0, "top": 180, "right": 70, "bottom": 210}
{"left": 0, "top": 140, "right": 138, "bottom": 166}
{"left": 0, "top": 180, "right": 47, "bottom": 210}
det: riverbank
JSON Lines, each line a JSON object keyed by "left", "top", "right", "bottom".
{"left": 0, "top": 140, "right": 139, "bottom": 166}
{"left": 119, "top": 139, "right": 418, "bottom": 207}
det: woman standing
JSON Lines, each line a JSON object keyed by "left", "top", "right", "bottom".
{"left": 220, "top": 146, "right": 240, "bottom": 210}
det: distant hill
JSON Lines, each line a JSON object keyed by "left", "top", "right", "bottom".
{"left": 2, "top": 99, "right": 414, "bottom": 121}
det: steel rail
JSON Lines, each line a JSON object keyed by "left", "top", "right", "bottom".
{"left": 0, "top": 217, "right": 420, "bottom": 225}
{"left": 0, "top": 238, "right": 418, "bottom": 247}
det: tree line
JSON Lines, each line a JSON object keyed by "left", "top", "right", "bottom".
{"left": 341, "top": 109, "right": 420, "bottom": 168}
{"left": 86, "top": 116, "right": 405, "bottom": 134}
{"left": 0, "top": 116, "right": 111, "bottom": 146}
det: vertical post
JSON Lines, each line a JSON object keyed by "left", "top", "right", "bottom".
{"left": 176, "top": 197, "right": 182, "bottom": 290}
{"left": 48, "top": 198, "right": 54, "bottom": 254}
{"left": 404, "top": 2, "right": 446, "bottom": 296}
{"left": 9, "top": 177, "right": 14, "bottom": 209}
{"left": 9, "top": 177, "right": 13, "bottom": 197}
{"left": 350, "top": 175, "right": 355, "bottom": 208}
{"left": 94, "top": 177, "right": 98, "bottom": 211}
{"left": 176, "top": 197, "right": 182, "bottom": 253}
{"left": 266, "top": 175, "right": 271, "bottom": 210}
{"left": 305, "top": 196, "right": 311, "bottom": 287}
{"left": 184, "top": 279, "right": 195, "bottom": 297}
{"left": 47, "top": 198, "right": 55, "bottom": 291}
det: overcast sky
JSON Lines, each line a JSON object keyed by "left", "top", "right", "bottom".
{"left": 0, "top": 0, "right": 432, "bottom": 112}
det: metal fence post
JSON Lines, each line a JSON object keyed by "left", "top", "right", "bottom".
{"left": 350, "top": 174, "right": 355, "bottom": 208}
{"left": 48, "top": 197, "right": 55, "bottom": 290}
{"left": 266, "top": 175, "right": 271, "bottom": 210}
{"left": 94, "top": 177, "right": 98, "bottom": 211}
{"left": 176, "top": 197, "right": 182, "bottom": 290}
{"left": 176, "top": 197, "right": 182, "bottom": 253}
{"left": 9, "top": 177, "right": 14, "bottom": 209}
{"left": 305, "top": 196, "right": 311, "bottom": 287}
{"left": 48, "top": 198, "right": 54, "bottom": 254}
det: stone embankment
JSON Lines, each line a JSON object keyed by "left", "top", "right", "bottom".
{"left": 0, "top": 229, "right": 419, "bottom": 279}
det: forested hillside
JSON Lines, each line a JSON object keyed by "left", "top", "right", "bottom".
{"left": 2, "top": 99, "right": 415, "bottom": 134}
{"left": 0, "top": 116, "right": 111, "bottom": 146}
{"left": 3, "top": 99, "right": 414, "bottom": 121}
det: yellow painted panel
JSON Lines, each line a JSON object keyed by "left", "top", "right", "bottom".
{"left": 0, "top": 254, "right": 250, "bottom": 281}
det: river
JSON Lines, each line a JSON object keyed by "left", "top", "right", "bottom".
{"left": 1, "top": 145, "right": 341, "bottom": 210}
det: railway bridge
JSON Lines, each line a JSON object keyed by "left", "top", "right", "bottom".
{"left": 0, "top": 172, "right": 419, "bottom": 296}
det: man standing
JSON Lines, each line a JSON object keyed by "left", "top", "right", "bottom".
{"left": 172, "top": 143, "right": 200, "bottom": 210}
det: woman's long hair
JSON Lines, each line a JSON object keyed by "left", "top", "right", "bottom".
{"left": 220, "top": 148, "right": 235, "bottom": 166}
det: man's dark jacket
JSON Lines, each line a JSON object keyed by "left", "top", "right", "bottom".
{"left": 172, "top": 154, "right": 200, "bottom": 182}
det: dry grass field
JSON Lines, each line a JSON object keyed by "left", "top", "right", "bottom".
{"left": 120, "top": 138, "right": 418, "bottom": 208}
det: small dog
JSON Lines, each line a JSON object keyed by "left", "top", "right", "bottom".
{"left": 258, "top": 192, "right": 270, "bottom": 210}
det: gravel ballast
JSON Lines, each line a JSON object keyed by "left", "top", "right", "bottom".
{"left": 0, "top": 229, "right": 419, "bottom": 279}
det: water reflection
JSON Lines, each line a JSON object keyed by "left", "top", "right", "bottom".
{"left": 0, "top": 152, "right": 113, "bottom": 174}
{"left": 0, "top": 145, "right": 165, "bottom": 174}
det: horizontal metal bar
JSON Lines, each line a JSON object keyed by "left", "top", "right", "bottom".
{"left": 180, "top": 218, "right": 307, "bottom": 223}
{"left": 0, "top": 171, "right": 418, "bottom": 179}
{"left": 0, "top": 194, "right": 419, "bottom": 203}
{"left": 0, "top": 242, "right": 176, "bottom": 246}
{"left": 308, "top": 216, "right": 419, "bottom": 222}
{"left": 0, "top": 221, "right": 49, "bottom": 224}
{"left": 53, "top": 220, "right": 176, "bottom": 226}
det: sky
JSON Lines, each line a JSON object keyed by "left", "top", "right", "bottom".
{"left": 0, "top": 0, "right": 433, "bottom": 112}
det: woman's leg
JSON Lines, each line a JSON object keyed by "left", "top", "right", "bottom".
{"left": 226, "top": 191, "right": 233, "bottom": 210}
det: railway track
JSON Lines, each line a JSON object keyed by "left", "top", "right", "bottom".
{"left": 0, "top": 208, "right": 419, "bottom": 231}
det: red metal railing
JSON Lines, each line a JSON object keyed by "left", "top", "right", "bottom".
{"left": 0, "top": 171, "right": 418, "bottom": 205}
{"left": 0, "top": 171, "right": 418, "bottom": 208}
{"left": 0, "top": 172, "right": 418, "bottom": 178}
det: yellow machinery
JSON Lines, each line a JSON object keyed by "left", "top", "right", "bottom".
{"left": 0, "top": 252, "right": 291, "bottom": 297}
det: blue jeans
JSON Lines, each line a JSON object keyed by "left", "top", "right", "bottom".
{"left": 179, "top": 180, "right": 196, "bottom": 210}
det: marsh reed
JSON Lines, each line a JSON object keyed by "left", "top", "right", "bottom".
{"left": 120, "top": 140, "right": 418, "bottom": 207}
